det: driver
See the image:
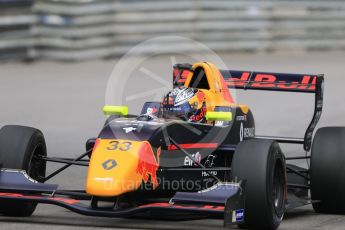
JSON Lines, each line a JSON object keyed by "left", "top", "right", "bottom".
{"left": 162, "top": 86, "right": 207, "bottom": 122}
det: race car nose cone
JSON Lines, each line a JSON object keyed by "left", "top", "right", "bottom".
{"left": 86, "top": 139, "right": 160, "bottom": 197}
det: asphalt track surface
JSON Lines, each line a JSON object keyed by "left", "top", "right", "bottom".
{"left": 1, "top": 51, "right": 345, "bottom": 230}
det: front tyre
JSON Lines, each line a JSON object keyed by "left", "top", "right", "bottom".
{"left": 0, "top": 125, "right": 47, "bottom": 217}
{"left": 231, "top": 139, "right": 287, "bottom": 230}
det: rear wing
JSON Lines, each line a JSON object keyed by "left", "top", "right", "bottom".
{"left": 173, "top": 64, "right": 324, "bottom": 151}
{"left": 222, "top": 70, "right": 324, "bottom": 151}
{"left": 220, "top": 70, "right": 319, "bottom": 93}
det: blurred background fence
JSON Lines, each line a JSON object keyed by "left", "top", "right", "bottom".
{"left": 0, "top": 0, "right": 35, "bottom": 60}
{"left": 2, "top": 0, "right": 345, "bottom": 61}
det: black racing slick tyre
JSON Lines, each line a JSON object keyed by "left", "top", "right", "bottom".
{"left": 0, "top": 125, "right": 47, "bottom": 217}
{"left": 310, "top": 127, "right": 345, "bottom": 214}
{"left": 231, "top": 139, "right": 287, "bottom": 230}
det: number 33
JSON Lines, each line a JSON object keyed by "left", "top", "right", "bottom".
{"left": 107, "top": 141, "right": 132, "bottom": 151}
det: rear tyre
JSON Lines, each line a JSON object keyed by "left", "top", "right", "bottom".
{"left": 231, "top": 139, "right": 286, "bottom": 230}
{"left": 310, "top": 127, "right": 345, "bottom": 214}
{"left": 0, "top": 125, "right": 47, "bottom": 217}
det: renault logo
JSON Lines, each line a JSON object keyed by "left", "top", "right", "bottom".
{"left": 102, "top": 159, "right": 117, "bottom": 170}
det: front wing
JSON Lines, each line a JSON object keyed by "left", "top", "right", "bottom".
{"left": 0, "top": 169, "right": 245, "bottom": 227}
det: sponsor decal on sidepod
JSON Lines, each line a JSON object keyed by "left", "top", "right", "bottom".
{"left": 136, "top": 142, "right": 161, "bottom": 189}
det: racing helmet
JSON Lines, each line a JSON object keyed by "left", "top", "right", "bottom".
{"left": 162, "top": 86, "right": 207, "bottom": 122}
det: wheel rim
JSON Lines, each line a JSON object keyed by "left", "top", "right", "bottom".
{"left": 272, "top": 162, "right": 285, "bottom": 217}
{"left": 28, "top": 143, "right": 46, "bottom": 182}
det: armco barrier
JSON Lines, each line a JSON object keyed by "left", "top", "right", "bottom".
{"left": 1, "top": 0, "right": 345, "bottom": 61}
{"left": 0, "top": 0, "right": 35, "bottom": 60}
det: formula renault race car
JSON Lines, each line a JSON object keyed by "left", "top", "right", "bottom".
{"left": 1, "top": 62, "right": 345, "bottom": 230}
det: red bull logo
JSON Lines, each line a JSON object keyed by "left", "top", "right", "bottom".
{"left": 188, "top": 91, "right": 207, "bottom": 122}
{"left": 136, "top": 142, "right": 161, "bottom": 189}
{"left": 195, "top": 91, "right": 205, "bottom": 104}
{"left": 189, "top": 106, "right": 207, "bottom": 122}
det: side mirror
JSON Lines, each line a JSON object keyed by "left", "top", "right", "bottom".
{"left": 103, "top": 105, "right": 128, "bottom": 116}
{"left": 205, "top": 111, "right": 232, "bottom": 121}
